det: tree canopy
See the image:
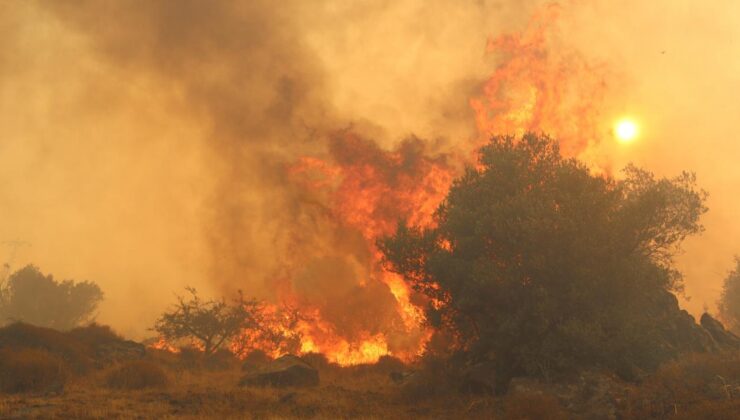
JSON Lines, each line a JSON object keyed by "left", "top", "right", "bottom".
{"left": 0, "top": 265, "right": 103, "bottom": 330}
{"left": 380, "top": 133, "right": 707, "bottom": 380}
{"left": 719, "top": 258, "right": 740, "bottom": 334}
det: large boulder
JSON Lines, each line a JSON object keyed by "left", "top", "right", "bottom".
{"left": 239, "top": 354, "right": 319, "bottom": 388}
{"left": 648, "top": 291, "right": 719, "bottom": 355}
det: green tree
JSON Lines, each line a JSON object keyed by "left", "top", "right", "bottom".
{"left": 154, "top": 287, "right": 262, "bottom": 356}
{"left": 380, "top": 133, "right": 707, "bottom": 381}
{"left": 0, "top": 265, "right": 103, "bottom": 330}
{"left": 719, "top": 258, "right": 740, "bottom": 334}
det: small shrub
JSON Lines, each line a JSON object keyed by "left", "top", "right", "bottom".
{"left": 374, "top": 355, "right": 406, "bottom": 373}
{"left": 178, "top": 346, "right": 204, "bottom": 369}
{"left": 397, "top": 357, "right": 458, "bottom": 403}
{"left": 241, "top": 349, "right": 273, "bottom": 374}
{"left": 242, "top": 349, "right": 272, "bottom": 366}
{"left": 503, "top": 393, "right": 569, "bottom": 420}
{"left": 625, "top": 351, "right": 740, "bottom": 418}
{"left": 204, "top": 348, "right": 237, "bottom": 370}
{"left": 301, "top": 352, "right": 333, "bottom": 371}
{"left": 343, "top": 355, "right": 407, "bottom": 381}
{"left": 68, "top": 323, "right": 123, "bottom": 347}
{"left": 0, "top": 322, "right": 92, "bottom": 372}
{"left": 105, "top": 360, "right": 168, "bottom": 390}
{"left": 0, "top": 347, "right": 68, "bottom": 394}
{"left": 143, "top": 347, "right": 180, "bottom": 368}
{"left": 673, "top": 399, "right": 740, "bottom": 420}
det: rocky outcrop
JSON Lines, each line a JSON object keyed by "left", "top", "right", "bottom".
{"left": 239, "top": 355, "right": 319, "bottom": 388}
{"left": 700, "top": 313, "right": 740, "bottom": 350}
{"left": 647, "top": 290, "right": 719, "bottom": 355}
{"left": 650, "top": 291, "right": 740, "bottom": 355}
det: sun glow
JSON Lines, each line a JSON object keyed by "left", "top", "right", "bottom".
{"left": 614, "top": 118, "right": 639, "bottom": 143}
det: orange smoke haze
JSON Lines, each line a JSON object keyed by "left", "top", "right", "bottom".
{"left": 2, "top": 1, "right": 740, "bottom": 361}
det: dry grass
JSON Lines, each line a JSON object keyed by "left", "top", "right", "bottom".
{"left": 0, "top": 347, "right": 68, "bottom": 394}
{"left": 106, "top": 360, "right": 169, "bottom": 390}
{"left": 624, "top": 351, "right": 740, "bottom": 419}
{"left": 502, "top": 393, "right": 568, "bottom": 420}
{"left": 0, "top": 355, "right": 499, "bottom": 419}
{"left": 2, "top": 341, "right": 739, "bottom": 419}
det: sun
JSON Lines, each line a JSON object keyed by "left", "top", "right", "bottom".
{"left": 614, "top": 119, "right": 639, "bottom": 143}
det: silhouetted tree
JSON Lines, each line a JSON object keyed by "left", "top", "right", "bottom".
{"left": 0, "top": 265, "right": 103, "bottom": 330}
{"left": 719, "top": 258, "right": 740, "bottom": 334}
{"left": 154, "top": 287, "right": 262, "bottom": 356}
{"left": 380, "top": 133, "right": 707, "bottom": 381}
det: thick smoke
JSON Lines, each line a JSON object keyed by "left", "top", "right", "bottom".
{"left": 0, "top": 1, "right": 539, "bottom": 339}
{"left": 2, "top": 0, "right": 738, "bottom": 341}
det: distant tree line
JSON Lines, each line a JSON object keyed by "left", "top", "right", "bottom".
{"left": 719, "top": 258, "right": 740, "bottom": 335}
{"left": 380, "top": 133, "right": 709, "bottom": 382}
{"left": 0, "top": 265, "right": 103, "bottom": 330}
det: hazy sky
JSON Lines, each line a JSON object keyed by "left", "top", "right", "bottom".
{"left": 1, "top": 1, "right": 739, "bottom": 337}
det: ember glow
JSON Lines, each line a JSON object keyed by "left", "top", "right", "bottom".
{"left": 257, "top": 134, "right": 456, "bottom": 364}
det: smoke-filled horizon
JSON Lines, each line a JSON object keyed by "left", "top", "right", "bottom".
{"left": 1, "top": 0, "right": 739, "bottom": 345}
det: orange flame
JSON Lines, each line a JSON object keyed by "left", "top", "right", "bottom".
{"left": 471, "top": 2, "right": 612, "bottom": 158}
{"left": 152, "top": 3, "right": 615, "bottom": 366}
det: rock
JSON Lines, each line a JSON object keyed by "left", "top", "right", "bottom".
{"left": 239, "top": 354, "right": 319, "bottom": 388}
{"left": 700, "top": 313, "right": 740, "bottom": 349}
{"left": 649, "top": 291, "right": 719, "bottom": 355}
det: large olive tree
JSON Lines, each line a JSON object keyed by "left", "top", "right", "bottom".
{"left": 380, "top": 133, "right": 707, "bottom": 381}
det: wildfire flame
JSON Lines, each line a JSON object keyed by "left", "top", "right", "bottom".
{"left": 151, "top": 3, "right": 614, "bottom": 366}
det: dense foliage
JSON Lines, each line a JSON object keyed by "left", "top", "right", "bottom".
{"left": 0, "top": 265, "right": 103, "bottom": 330}
{"left": 718, "top": 258, "right": 740, "bottom": 334}
{"left": 380, "top": 134, "right": 707, "bottom": 380}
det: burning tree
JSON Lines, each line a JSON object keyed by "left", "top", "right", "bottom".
{"left": 154, "top": 287, "right": 262, "bottom": 356}
{"left": 381, "top": 133, "right": 707, "bottom": 381}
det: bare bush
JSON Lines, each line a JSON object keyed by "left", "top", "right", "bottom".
{"left": 154, "top": 287, "right": 261, "bottom": 356}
